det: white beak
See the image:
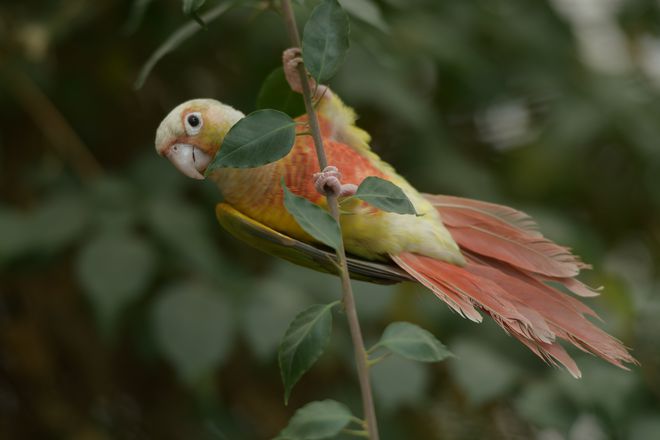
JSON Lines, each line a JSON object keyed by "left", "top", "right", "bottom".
{"left": 165, "top": 143, "right": 211, "bottom": 180}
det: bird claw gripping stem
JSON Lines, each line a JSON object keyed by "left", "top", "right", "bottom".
{"left": 282, "top": 47, "right": 328, "bottom": 100}
{"left": 282, "top": 48, "right": 306, "bottom": 94}
{"left": 314, "top": 166, "right": 357, "bottom": 197}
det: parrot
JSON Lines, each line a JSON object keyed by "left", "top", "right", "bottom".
{"left": 154, "top": 49, "right": 636, "bottom": 378}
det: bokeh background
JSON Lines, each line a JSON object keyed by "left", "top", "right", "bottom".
{"left": 1, "top": 0, "right": 660, "bottom": 439}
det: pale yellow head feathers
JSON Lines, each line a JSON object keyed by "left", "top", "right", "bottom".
{"left": 155, "top": 99, "right": 244, "bottom": 179}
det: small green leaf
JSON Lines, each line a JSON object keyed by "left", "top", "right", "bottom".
{"left": 152, "top": 282, "right": 234, "bottom": 383}
{"left": 339, "top": 0, "right": 389, "bottom": 33}
{"left": 556, "top": 356, "right": 638, "bottom": 420}
{"left": 278, "top": 399, "right": 352, "bottom": 439}
{"left": 145, "top": 197, "right": 230, "bottom": 283}
{"left": 449, "top": 338, "right": 521, "bottom": 404}
{"left": 302, "top": 0, "right": 350, "bottom": 82}
{"left": 281, "top": 182, "right": 341, "bottom": 250}
{"left": 279, "top": 302, "right": 338, "bottom": 404}
{"left": 629, "top": 415, "right": 660, "bottom": 440}
{"left": 76, "top": 232, "right": 156, "bottom": 335}
{"left": 206, "top": 110, "right": 297, "bottom": 172}
{"left": 355, "top": 176, "right": 417, "bottom": 215}
{"left": 32, "top": 192, "right": 89, "bottom": 253}
{"left": 257, "top": 67, "right": 306, "bottom": 118}
{"left": 513, "top": 380, "right": 573, "bottom": 430}
{"left": 87, "top": 176, "right": 137, "bottom": 231}
{"left": 371, "top": 356, "right": 429, "bottom": 411}
{"left": 371, "top": 322, "right": 451, "bottom": 362}
{"left": 243, "top": 281, "right": 308, "bottom": 360}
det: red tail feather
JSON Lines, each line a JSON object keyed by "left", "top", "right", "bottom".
{"left": 426, "top": 194, "right": 541, "bottom": 234}
{"left": 389, "top": 194, "right": 637, "bottom": 377}
{"left": 545, "top": 276, "right": 602, "bottom": 298}
{"left": 426, "top": 194, "right": 588, "bottom": 278}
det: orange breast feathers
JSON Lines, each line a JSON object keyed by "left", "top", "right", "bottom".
{"left": 283, "top": 116, "right": 385, "bottom": 202}
{"left": 215, "top": 114, "right": 385, "bottom": 240}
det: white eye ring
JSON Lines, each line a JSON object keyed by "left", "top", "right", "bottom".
{"left": 184, "top": 112, "right": 203, "bottom": 135}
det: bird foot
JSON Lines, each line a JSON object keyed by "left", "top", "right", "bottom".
{"left": 282, "top": 48, "right": 328, "bottom": 99}
{"left": 283, "top": 48, "right": 307, "bottom": 94}
{"left": 313, "top": 166, "right": 357, "bottom": 197}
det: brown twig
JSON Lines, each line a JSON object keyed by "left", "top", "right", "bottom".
{"left": 280, "top": 1, "right": 380, "bottom": 439}
{"left": 4, "top": 68, "right": 103, "bottom": 180}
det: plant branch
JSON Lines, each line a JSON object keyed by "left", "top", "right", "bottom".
{"left": 4, "top": 68, "right": 104, "bottom": 181}
{"left": 279, "top": 1, "right": 379, "bottom": 439}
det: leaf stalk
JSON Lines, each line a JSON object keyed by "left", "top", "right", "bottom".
{"left": 343, "top": 429, "right": 370, "bottom": 438}
{"left": 366, "top": 352, "right": 391, "bottom": 368}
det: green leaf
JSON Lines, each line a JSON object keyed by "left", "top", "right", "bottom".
{"left": 448, "top": 338, "right": 521, "bottom": 405}
{"left": 152, "top": 282, "right": 234, "bottom": 383}
{"left": 257, "top": 67, "right": 306, "bottom": 118}
{"left": 278, "top": 399, "right": 352, "bottom": 439}
{"left": 134, "top": 1, "right": 234, "bottom": 89}
{"left": 278, "top": 302, "right": 338, "bottom": 404}
{"left": 371, "top": 322, "right": 451, "bottom": 362}
{"left": 281, "top": 182, "right": 341, "bottom": 250}
{"left": 206, "top": 110, "right": 297, "bottom": 172}
{"left": 513, "top": 380, "right": 573, "bottom": 430}
{"left": 355, "top": 176, "right": 417, "bottom": 215}
{"left": 243, "top": 281, "right": 308, "bottom": 361}
{"left": 555, "top": 356, "right": 638, "bottom": 420}
{"left": 338, "top": 0, "right": 388, "bottom": 33}
{"left": 302, "top": 0, "right": 350, "bottom": 83}
{"left": 87, "top": 176, "right": 137, "bottom": 231}
{"left": 1, "top": 191, "right": 89, "bottom": 262}
{"left": 371, "top": 356, "right": 429, "bottom": 411}
{"left": 32, "top": 192, "right": 89, "bottom": 253}
{"left": 630, "top": 415, "right": 660, "bottom": 440}
{"left": 76, "top": 232, "right": 156, "bottom": 335}
{"left": 145, "top": 197, "right": 230, "bottom": 283}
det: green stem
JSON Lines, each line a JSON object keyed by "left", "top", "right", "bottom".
{"left": 350, "top": 416, "right": 366, "bottom": 427}
{"left": 280, "top": 2, "right": 380, "bottom": 439}
{"left": 367, "top": 352, "right": 391, "bottom": 368}
{"left": 343, "top": 429, "right": 370, "bottom": 438}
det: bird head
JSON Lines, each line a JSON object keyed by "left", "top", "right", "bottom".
{"left": 155, "top": 98, "right": 244, "bottom": 179}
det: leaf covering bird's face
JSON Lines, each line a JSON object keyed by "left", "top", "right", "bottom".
{"left": 155, "top": 98, "right": 244, "bottom": 179}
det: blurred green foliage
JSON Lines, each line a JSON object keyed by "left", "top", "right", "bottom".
{"left": 1, "top": 0, "right": 660, "bottom": 439}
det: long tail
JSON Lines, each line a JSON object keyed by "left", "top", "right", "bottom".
{"left": 390, "top": 194, "right": 636, "bottom": 377}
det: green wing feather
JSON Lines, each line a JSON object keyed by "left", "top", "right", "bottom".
{"left": 215, "top": 203, "right": 410, "bottom": 284}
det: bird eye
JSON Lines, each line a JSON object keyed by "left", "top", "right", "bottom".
{"left": 185, "top": 112, "right": 203, "bottom": 135}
